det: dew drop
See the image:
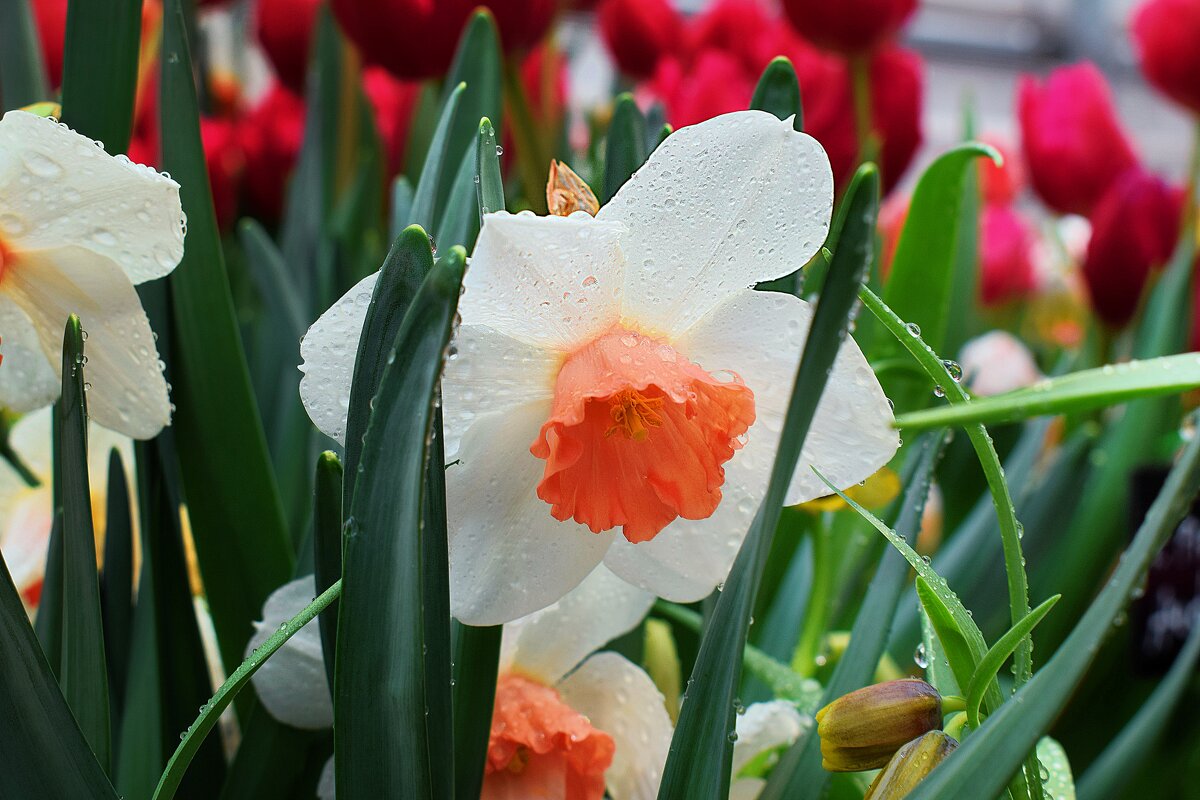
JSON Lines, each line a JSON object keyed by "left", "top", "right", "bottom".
{"left": 913, "top": 642, "right": 929, "bottom": 669}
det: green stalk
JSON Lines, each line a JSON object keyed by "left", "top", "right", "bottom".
{"left": 502, "top": 62, "right": 549, "bottom": 213}
{"left": 850, "top": 56, "right": 879, "bottom": 172}
{"left": 791, "top": 516, "right": 833, "bottom": 677}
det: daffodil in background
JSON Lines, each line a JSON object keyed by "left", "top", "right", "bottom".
{"left": 246, "top": 565, "right": 806, "bottom": 800}
{"left": 299, "top": 110, "right": 899, "bottom": 626}
{"left": 0, "top": 407, "right": 133, "bottom": 613}
{"left": 0, "top": 110, "right": 184, "bottom": 439}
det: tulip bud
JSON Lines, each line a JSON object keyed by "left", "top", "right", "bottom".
{"left": 686, "top": 0, "right": 774, "bottom": 74}
{"left": 599, "top": 0, "right": 682, "bottom": 80}
{"left": 978, "top": 135, "right": 1025, "bottom": 206}
{"left": 255, "top": 0, "right": 321, "bottom": 94}
{"left": 1082, "top": 166, "right": 1181, "bottom": 329}
{"left": 780, "top": 0, "right": 917, "bottom": 55}
{"left": 201, "top": 116, "right": 245, "bottom": 231}
{"left": 1131, "top": 0, "right": 1200, "bottom": 117}
{"left": 1017, "top": 63, "right": 1138, "bottom": 216}
{"left": 30, "top": 0, "right": 68, "bottom": 89}
{"left": 239, "top": 83, "right": 306, "bottom": 222}
{"left": 870, "top": 46, "right": 924, "bottom": 193}
{"left": 815, "top": 679, "right": 943, "bottom": 772}
{"left": 863, "top": 731, "right": 958, "bottom": 799}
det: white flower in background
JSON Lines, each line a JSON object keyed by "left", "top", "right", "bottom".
{"left": 0, "top": 110, "right": 184, "bottom": 439}
{"left": 0, "top": 408, "right": 133, "bottom": 611}
{"left": 958, "top": 331, "right": 1041, "bottom": 397}
{"left": 248, "top": 565, "right": 805, "bottom": 800}
{"left": 299, "top": 110, "right": 899, "bottom": 625}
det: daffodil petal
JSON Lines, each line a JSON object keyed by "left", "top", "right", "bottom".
{"left": 443, "top": 323, "right": 559, "bottom": 458}
{"left": 245, "top": 575, "right": 333, "bottom": 730}
{"left": 465, "top": 211, "right": 626, "bottom": 351}
{"left": 448, "top": 402, "right": 614, "bottom": 626}
{"left": 501, "top": 564, "right": 653, "bottom": 685}
{"left": 4, "top": 245, "right": 171, "bottom": 439}
{"left": 601, "top": 435, "right": 770, "bottom": 602}
{"left": 317, "top": 757, "right": 335, "bottom": 800}
{"left": 0, "top": 296, "right": 58, "bottom": 413}
{"left": 597, "top": 111, "right": 833, "bottom": 338}
{"left": 677, "top": 290, "right": 898, "bottom": 505}
{"left": 731, "top": 700, "right": 809, "bottom": 776}
{"left": 0, "top": 110, "right": 185, "bottom": 285}
{"left": 298, "top": 271, "right": 378, "bottom": 446}
{"left": 557, "top": 652, "right": 673, "bottom": 800}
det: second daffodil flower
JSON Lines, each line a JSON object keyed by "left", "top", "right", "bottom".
{"left": 0, "top": 110, "right": 184, "bottom": 439}
{"left": 299, "top": 110, "right": 899, "bottom": 624}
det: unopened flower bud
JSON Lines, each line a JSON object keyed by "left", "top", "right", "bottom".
{"left": 815, "top": 679, "right": 942, "bottom": 772}
{"left": 546, "top": 160, "right": 600, "bottom": 217}
{"left": 863, "top": 731, "right": 958, "bottom": 799}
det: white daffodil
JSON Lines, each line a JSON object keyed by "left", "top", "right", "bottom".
{"left": 0, "top": 110, "right": 184, "bottom": 439}
{"left": 0, "top": 408, "right": 133, "bottom": 612}
{"left": 299, "top": 110, "right": 899, "bottom": 625}
{"left": 728, "top": 701, "right": 810, "bottom": 800}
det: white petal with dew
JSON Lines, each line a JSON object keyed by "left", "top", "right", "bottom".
{"left": 442, "top": 323, "right": 560, "bottom": 459}
{"left": 677, "top": 289, "right": 898, "bottom": 505}
{"left": 731, "top": 700, "right": 809, "bottom": 776}
{"left": 246, "top": 575, "right": 332, "bottom": 730}
{"left": 4, "top": 245, "right": 171, "bottom": 439}
{"left": 558, "top": 652, "right": 673, "bottom": 800}
{"left": 464, "top": 211, "right": 626, "bottom": 351}
{"left": 0, "top": 110, "right": 185, "bottom": 284}
{"left": 448, "top": 402, "right": 614, "bottom": 625}
{"left": 598, "top": 111, "right": 833, "bottom": 338}
{"left": 298, "top": 271, "right": 377, "bottom": 446}
{"left": 500, "top": 563, "right": 653, "bottom": 685}
{"left": 0, "top": 296, "right": 58, "bottom": 413}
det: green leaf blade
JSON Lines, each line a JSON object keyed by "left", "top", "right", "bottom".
{"left": 750, "top": 57, "right": 802, "bottom": 130}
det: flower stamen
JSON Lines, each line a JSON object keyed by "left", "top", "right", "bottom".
{"left": 606, "top": 388, "right": 665, "bottom": 440}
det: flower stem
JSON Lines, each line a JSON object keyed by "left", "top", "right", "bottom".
{"left": 850, "top": 56, "right": 880, "bottom": 173}
{"left": 791, "top": 516, "right": 834, "bottom": 677}
{"left": 503, "top": 62, "right": 550, "bottom": 214}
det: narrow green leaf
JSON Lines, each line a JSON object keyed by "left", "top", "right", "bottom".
{"left": 762, "top": 434, "right": 944, "bottom": 799}
{"left": 341, "top": 225, "right": 435, "bottom": 506}
{"left": 438, "top": 9, "right": 502, "bottom": 219}
{"left": 35, "top": 509, "right": 64, "bottom": 674}
{"left": 391, "top": 176, "right": 416, "bottom": 239}
{"left": 436, "top": 139, "right": 482, "bottom": 251}
{"left": 943, "top": 143, "right": 980, "bottom": 353}
{"left": 101, "top": 449, "right": 134, "bottom": 751}
{"left": 915, "top": 577, "right": 979, "bottom": 694}
{"left": 314, "top": 451, "right": 343, "bottom": 690}
{"left": 880, "top": 144, "right": 998, "bottom": 375}
{"left": 476, "top": 117, "right": 505, "bottom": 217}
{"left": 411, "top": 83, "right": 466, "bottom": 234}
{"left": 750, "top": 57, "right": 802, "bottom": 130}
{"left": 151, "top": 580, "right": 343, "bottom": 800}
{"left": 160, "top": 0, "right": 293, "bottom": 673}
{"left": 59, "top": 0, "right": 142, "bottom": 152}
{"left": 0, "top": 0, "right": 49, "bottom": 110}
{"left": 452, "top": 623, "right": 502, "bottom": 800}
{"left": 602, "top": 93, "right": 647, "bottom": 205}
{"left": 57, "top": 315, "right": 111, "bottom": 768}
{"left": 895, "top": 354, "right": 1200, "bottom": 431}
{"left": 658, "top": 165, "right": 880, "bottom": 800}
{"left": 334, "top": 249, "right": 466, "bottom": 798}
{"left": 905, "top": 415, "right": 1200, "bottom": 800}
{"left": 0, "top": 546, "right": 117, "bottom": 798}
{"left": 964, "top": 595, "right": 1061, "bottom": 726}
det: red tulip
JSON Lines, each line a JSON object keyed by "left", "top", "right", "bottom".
{"left": 781, "top": 0, "right": 917, "bottom": 55}
{"left": 979, "top": 205, "right": 1038, "bottom": 306}
{"left": 1083, "top": 167, "right": 1181, "bottom": 328}
{"left": 686, "top": 0, "right": 774, "bottom": 74}
{"left": 485, "top": 0, "right": 559, "bottom": 52}
{"left": 598, "top": 0, "right": 682, "bottom": 80}
{"left": 362, "top": 67, "right": 422, "bottom": 179}
{"left": 332, "top": 1, "right": 470, "bottom": 80}
{"left": 978, "top": 135, "right": 1025, "bottom": 206}
{"left": 201, "top": 116, "right": 245, "bottom": 230}
{"left": 870, "top": 46, "right": 923, "bottom": 192}
{"left": 255, "top": 0, "right": 322, "bottom": 94}
{"left": 30, "top": 0, "right": 68, "bottom": 89}
{"left": 1017, "top": 63, "right": 1138, "bottom": 216}
{"left": 652, "top": 49, "right": 757, "bottom": 129}
{"left": 239, "top": 83, "right": 307, "bottom": 221}
{"left": 1131, "top": 0, "right": 1200, "bottom": 116}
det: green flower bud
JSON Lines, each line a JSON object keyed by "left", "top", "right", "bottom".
{"left": 815, "top": 679, "right": 943, "bottom": 772}
{"left": 863, "top": 731, "right": 958, "bottom": 799}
